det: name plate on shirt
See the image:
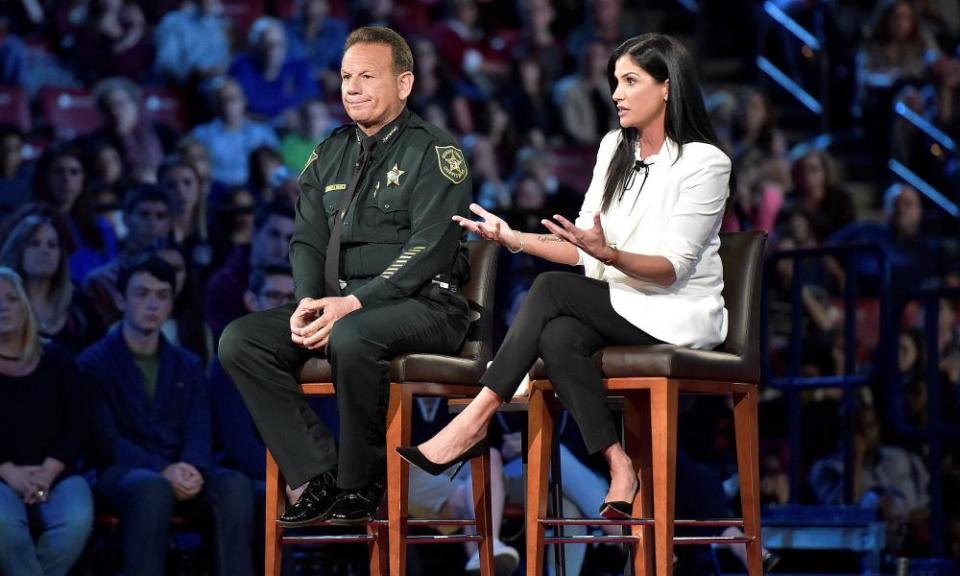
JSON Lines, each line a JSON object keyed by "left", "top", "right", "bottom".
{"left": 325, "top": 183, "right": 346, "bottom": 193}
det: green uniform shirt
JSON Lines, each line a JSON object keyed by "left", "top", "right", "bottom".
{"left": 292, "top": 108, "right": 471, "bottom": 307}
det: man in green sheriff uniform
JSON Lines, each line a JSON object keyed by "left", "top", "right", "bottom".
{"left": 219, "top": 26, "right": 471, "bottom": 525}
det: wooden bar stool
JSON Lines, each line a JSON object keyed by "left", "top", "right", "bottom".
{"left": 525, "top": 231, "right": 767, "bottom": 575}
{"left": 264, "top": 240, "right": 499, "bottom": 576}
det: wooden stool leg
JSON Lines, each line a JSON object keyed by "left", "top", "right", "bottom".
{"left": 368, "top": 522, "right": 389, "bottom": 576}
{"left": 624, "top": 392, "right": 653, "bottom": 575}
{"left": 471, "top": 448, "right": 495, "bottom": 576}
{"left": 526, "top": 385, "right": 554, "bottom": 576}
{"left": 650, "top": 379, "right": 678, "bottom": 576}
{"left": 265, "top": 450, "right": 283, "bottom": 576}
{"left": 734, "top": 388, "right": 763, "bottom": 575}
{"left": 387, "top": 383, "right": 412, "bottom": 576}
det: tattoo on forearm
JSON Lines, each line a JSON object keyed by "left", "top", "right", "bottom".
{"left": 537, "top": 234, "right": 565, "bottom": 243}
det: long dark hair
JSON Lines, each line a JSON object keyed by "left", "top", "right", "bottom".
{"left": 31, "top": 143, "right": 106, "bottom": 251}
{"left": 602, "top": 34, "right": 729, "bottom": 212}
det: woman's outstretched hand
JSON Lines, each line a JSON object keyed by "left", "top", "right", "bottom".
{"left": 452, "top": 203, "right": 522, "bottom": 251}
{"left": 541, "top": 213, "right": 613, "bottom": 261}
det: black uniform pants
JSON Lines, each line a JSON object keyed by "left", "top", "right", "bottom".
{"left": 219, "top": 288, "right": 469, "bottom": 489}
{"left": 483, "top": 271, "right": 661, "bottom": 454}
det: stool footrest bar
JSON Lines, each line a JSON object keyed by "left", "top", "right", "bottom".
{"left": 539, "top": 517, "right": 744, "bottom": 527}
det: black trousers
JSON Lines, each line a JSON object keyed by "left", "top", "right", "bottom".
{"left": 219, "top": 288, "right": 469, "bottom": 489}
{"left": 484, "top": 271, "right": 661, "bottom": 454}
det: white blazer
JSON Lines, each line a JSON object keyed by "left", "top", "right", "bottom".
{"left": 574, "top": 130, "right": 731, "bottom": 349}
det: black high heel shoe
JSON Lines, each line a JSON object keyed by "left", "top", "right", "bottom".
{"left": 598, "top": 480, "right": 639, "bottom": 519}
{"left": 396, "top": 435, "right": 489, "bottom": 481}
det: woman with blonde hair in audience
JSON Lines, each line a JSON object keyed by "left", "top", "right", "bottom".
{"left": 0, "top": 266, "right": 94, "bottom": 576}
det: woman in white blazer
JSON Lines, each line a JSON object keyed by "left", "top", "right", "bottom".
{"left": 399, "top": 33, "right": 732, "bottom": 518}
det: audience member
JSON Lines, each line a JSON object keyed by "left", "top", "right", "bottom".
{"left": 279, "top": 99, "right": 332, "bottom": 174}
{"left": 407, "top": 36, "right": 457, "bottom": 125}
{"left": 175, "top": 137, "right": 216, "bottom": 200}
{"left": 31, "top": 144, "right": 119, "bottom": 285}
{"left": 155, "top": 243, "right": 208, "bottom": 359}
{"left": 0, "top": 124, "right": 32, "bottom": 216}
{"left": 207, "top": 186, "right": 257, "bottom": 265}
{"left": 431, "top": 0, "right": 508, "bottom": 90}
{"left": 470, "top": 135, "right": 510, "bottom": 210}
{"left": 285, "top": 0, "right": 349, "bottom": 95}
{"left": 830, "top": 183, "right": 947, "bottom": 297}
{"left": 553, "top": 40, "right": 617, "bottom": 145}
{"left": 0, "top": 214, "right": 103, "bottom": 354}
{"left": 229, "top": 16, "right": 317, "bottom": 123}
{"left": 856, "top": 0, "right": 942, "bottom": 160}
{"left": 153, "top": 0, "right": 230, "bottom": 86}
{"left": 190, "top": 79, "right": 280, "bottom": 187}
{"left": 0, "top": 267, "right": 93, "bottom": 576}
{"left": 0, "top": 28, "right": 27, "bottom": 87}
{"left": 730, "top": 88, "right": 790, "bottom": 187}
{"left": 82, "top": 184, "right": 174, "bottom": 328}
{"left": 87, "top": 78, "right": 175, "bottom": 183}
{"left": 76, "top": 0, "right": 152, "bottom": 83}
{"left": 859, "top": 0, "right": 940, "bottom": 90}
{"left": 157, "top": 156, "right": 212, "bottom": 274}
{"left": 512, "top": 0, "right": 566, "bottom": 86}
{"left": 767, "top": 214, "right": 843, "bottom": 377}
{"left": 80, "top": 255, "right": 255, "bottom": 576}
{"left": 205, "top": 200, "right": 294, "bottom": 342}
{"left": 86, "top": 140, "right": 126, "bottom": 191}
{"left": 503, "top": 55, "right": 556, "bottom": 141}
{"left": 810, "top": 401, "right": 930, "bottom": 556}
{"left": 566, "top": 0, "right": 629, "bottom": 59}
{"left": 779, "top": 150, "right": 856, "bottom": 242}
{"left": 725, "top": 148, "right": 785, "bottom": 233}
{"left": 247, "top": 145, "right": 290, "bottom": 203}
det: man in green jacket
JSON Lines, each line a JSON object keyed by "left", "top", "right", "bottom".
{"left": 219, "top": 26, "right": 472, "bottom": 525}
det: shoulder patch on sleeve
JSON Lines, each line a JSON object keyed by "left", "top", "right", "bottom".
{"left": 434, "top": 145, "right": 468, "bottom": 184}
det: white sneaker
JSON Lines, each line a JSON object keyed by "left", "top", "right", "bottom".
{"left": 464, "top": 539, "right": 520, "bottom": 576}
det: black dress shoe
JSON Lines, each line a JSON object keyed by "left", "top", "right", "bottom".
{"left": 278, "top": 469, "right": 341, "bottom": 528}
{"left": 326, "top": 482, "right": 384, "bottom": 525}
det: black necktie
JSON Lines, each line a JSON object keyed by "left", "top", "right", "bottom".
{"left": 324, "top": 136, "right": 375, "bottom": 297}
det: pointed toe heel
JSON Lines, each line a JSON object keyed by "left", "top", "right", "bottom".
{"left": 396, "top": 436, "right": 489, "bottom": 478}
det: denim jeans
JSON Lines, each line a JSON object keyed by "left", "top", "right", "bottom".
{"left": 96, "top": 465, "right": 255, "bottom": 576}
{"left": 0, "top": 474, "right": 94, "bottom": 576}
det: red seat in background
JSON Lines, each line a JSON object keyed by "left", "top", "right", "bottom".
{"left": 0, "top": 86, "right": 31, "bottom": 133}
{"left": 552, "top": 146, "right": 596, "bottom": 193}
{"left": 141, "top": 87, "right": 186, "bottom": 132}
{"left": 38, "top": 87, "right": 102, "bottom": 141}
{"left": 220, "top": 0, "right": 266, "bottom": 36}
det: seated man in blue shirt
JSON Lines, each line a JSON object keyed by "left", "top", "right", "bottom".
{"left": 229, "top": 16, "right": 317, "bottom": 122}
{"left": 190, "top": 79, "right": 279, "bottom": 187}
{"left": 80, "top": 255, "right": 255, "bottom": 576}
